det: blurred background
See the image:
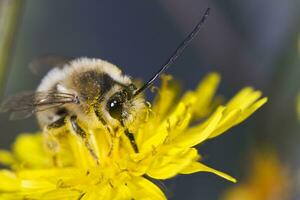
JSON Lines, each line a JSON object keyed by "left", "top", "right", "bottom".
{"left": 0, "top": 0, "right": 300, "bottom": 199}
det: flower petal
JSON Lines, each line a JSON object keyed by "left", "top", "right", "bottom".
{"left": 40, "top": 188, "right": 84, "bottom": 200}
{"left": 12, "top": 133, "right": 51, "bottom": 168}
{"left": 208, "top": 90, "right": 267, "bottom": 139}
{"left": 152, "top": 75, "right": 180, "bottom": 119}
{"left": 225, "top": 87, "right": 261, "bottom": 111}
{"left": 0, "top": 170, "right": 20, "bottom": 191}
{"left": 0, "top": 150, "right": 15, "bottom": 166}
{"left": 171, "top": 106, "right": 224, "bottom": 147}
{"left": 181, "top": 162, "right": 237, "bottom": 183}
{"left": 140, "top": 101, "right": 193, "bottom": 153}
{"left": 129, "top": 177, "right": 167, "bottom": 200}
{"left": 82, "top": 185, "right": 113, "bottom": 200}
{"left": 192, "top": 72, "right": 220, "bottom": 118}
{"left": 146, "top": 148, "right": 199, "bottom": 179}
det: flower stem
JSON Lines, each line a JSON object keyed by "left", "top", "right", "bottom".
{"left": 0, "top": 0, "right": 23, "bottom": 96}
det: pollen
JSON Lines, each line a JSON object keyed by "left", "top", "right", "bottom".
{"left": 0, "top": 73, "right": 267, "bottom": 200}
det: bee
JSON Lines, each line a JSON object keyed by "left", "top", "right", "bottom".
{"left": 0, "top": 8, "right": 210, "bottom": 163}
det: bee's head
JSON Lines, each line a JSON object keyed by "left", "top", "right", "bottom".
{"left": 106, "top": 84, "right": 136, "bottom": 122}
{"left": 96, "top": 83, "right": 145, "bottom": 128}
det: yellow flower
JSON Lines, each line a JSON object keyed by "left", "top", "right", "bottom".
{"left": 221, "top": 151, "right": 291, "bottom": 200}
{"left": 0, "top": 73, "right": 267, "bottom": 200}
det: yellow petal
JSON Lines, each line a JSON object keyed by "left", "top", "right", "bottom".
{"left": 181, "top": 162, "right": 236, "bottom": 182}
{"left": 147, "top": 148, "right": 199, "bottom": 179}
{"left": 12, "top": 133, "right": 51, "bottom": 168}
{"left": 171, "top": 106, "right": 224, "bottom": 147}
{"left": 0, "top": 193, "right": 23, "bottom": 200}
{"left": 82, "top": 185, "right": 113, "bottom": 200}
{"left": 233, "top": 97, "right": 268, "bottom": 124}
{"left": 193, "top": 72, "right": 220, "bottom": 118}
{"left": 152, "top": 75, "right": 180, "bottom": 119}
{"left": 40, "top": 188, "right": 84, "bottom": 200}
{"left": 140, "top": 101, "right": 193, "bottom": 153}
{"left": 67, "top": 133, "right": 97, "bottom": 169}
{"left": 0, "top": 170, "right": 20, "bottom": 191}
{"left": 129, "top": 177, "right": 167, "bottom": 200}
{"left": 209, "top": 97, "right": 267, "bottom": 139}
{"left": 112, "top": 184, "right": 133, "bottom": 200}
{"left": 208, "top": 108, "right": 242, "bottom": 139}
{"left": 0, "top": 150, "right": 15, "bottom": 166}
{"left": 225, "top": 87, "right": 261, "bottom": 112}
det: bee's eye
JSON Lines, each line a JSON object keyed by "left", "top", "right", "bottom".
{"left": 107, "top": 97, "right": 123, "bottom": 120}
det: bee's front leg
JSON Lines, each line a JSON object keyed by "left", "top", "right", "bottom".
{"left": 69, "top": 115, "right": 99, "bottom": 165}
{"left": 124, "top": 129, "right": 139, "bottom": 153}
{"left": 44, "top": 116, "right": 67, "bottom": 166}
{"left": 119, "top": 121, "right": 139, "bottom": 153}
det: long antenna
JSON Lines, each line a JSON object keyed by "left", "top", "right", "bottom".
{"left": 133, "top": 7, "right": 210, "bottom": 97}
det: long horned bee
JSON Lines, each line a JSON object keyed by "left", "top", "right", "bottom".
{"left": 0, "top": 8, "right": 210, "bottom": 163}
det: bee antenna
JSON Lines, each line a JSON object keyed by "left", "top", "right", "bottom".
{"left": 133, "top": 7, "right": 211, "bottom": 97}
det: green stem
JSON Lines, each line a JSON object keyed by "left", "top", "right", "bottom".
{"left": 0, "top": 0, "right": 23, "bottom": 95}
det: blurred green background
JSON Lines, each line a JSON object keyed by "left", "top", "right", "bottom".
{"left": 0, "top": 0, "right": 300, "bottom": 199}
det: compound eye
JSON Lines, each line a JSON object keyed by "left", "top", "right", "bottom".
{"left": 107, "top": 97, "right": 123, "bottom": 120}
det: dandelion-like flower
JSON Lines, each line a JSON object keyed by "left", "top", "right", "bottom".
{"left": 0, "top": 73, "right": 267, "bottom": 199}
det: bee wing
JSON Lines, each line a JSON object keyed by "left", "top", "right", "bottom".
{"left": 29, "top": 55, "right": 73, "bottom": 76}
{"left": 0, "top": 91, "right": 79, "bottom": 120}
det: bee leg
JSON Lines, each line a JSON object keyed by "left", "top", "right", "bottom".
{"left": 45, "top": 116, "right": 67, "bottom": 166}
{"left": 94, "top": 109, "right": 114, "bottom": 156}
{"left": 125, "top": 129, "right": 139, "bottom": 153}
{"left": 44, "top": 133, "right": 59, "bottom": 166}
{"left": 69, "top": 115, "right": 99, "bottom": 165}
{"left": 106, "top": 126, "right": 114, "bottom": 156}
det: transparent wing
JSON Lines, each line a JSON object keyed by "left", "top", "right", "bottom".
{"left": 0, "top": 91, "right": 79, "bottom": 120}
{"left": 29, "top": 55, "right": 73, "bottom": 75}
